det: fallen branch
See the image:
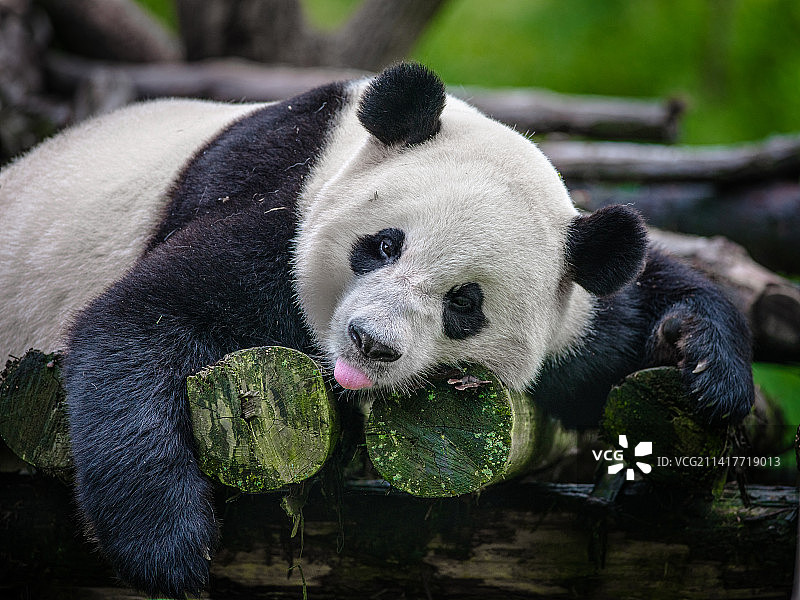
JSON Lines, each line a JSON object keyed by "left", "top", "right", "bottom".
{"left": 571, "top": 180, "right": 800, "bottom": 275}
{"left": 46, "top": 53, "right": 365, "bottom": 103}
{"left": 365, "top": 366, "right": 574, "bottom": 497}
{"left": 540, "top": 135, "right": 800, "bottom": 182}
{"left": 462, "top": 87, "right": 684, "bottom": 142}
{"left": 188, "top": 346, "right": 339, "bottom": 493}
{"left": 0, "top": 350, "right": 71, "bottom": 479}
{"left": 601, "top": 367, "right": 729, "bottom": 491}
{"left": 2, "top": 352, "right": 737, "bottom": 498}
{"left": 37, "top": 0, "right": 182, "bottom": 63}
{"left": 45, "top": 54, "right": 683, "bottom": 142}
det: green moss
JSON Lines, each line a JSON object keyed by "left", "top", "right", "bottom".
{"left": 188, "top": 346, "right": 339, "bottom": 493}
{"left": 601, "top": 367, "right": 729, "bottom": 490}
{"left": 365, "top": 366, "right": 519, "bottom": 497}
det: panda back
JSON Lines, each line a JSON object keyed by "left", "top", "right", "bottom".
{"left": 0, "top": 99, "right": 264, "bottom": 357}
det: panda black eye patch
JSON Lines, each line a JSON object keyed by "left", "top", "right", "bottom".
{"left": 350, "top": 228, "right": 405, "bottom": 275}
{"left": 443, "top": 282, "right": 486, "bottom": 340}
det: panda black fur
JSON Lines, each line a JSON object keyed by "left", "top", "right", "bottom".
{"left": 0, "top": 64, "right": 753, "bottom": 597}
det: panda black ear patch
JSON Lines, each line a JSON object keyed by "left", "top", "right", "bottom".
{"left": 357, "top": 63, "right": 446, "bottom": 146}
{"left": 566, "top": 205, "right": 648, "bottom": 297}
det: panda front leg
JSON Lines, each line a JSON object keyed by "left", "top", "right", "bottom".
{"left": 563, "top": 205, "right": 754, "bottom": 425}
{"left": 641, "top": 249, "right": 755, "bottom": 422}
{"left": 63, "top": 263, "right": 233, "bottom": 598}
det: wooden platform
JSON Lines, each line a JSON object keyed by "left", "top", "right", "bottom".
{"left": 1, "top": 467, "right": 795, "bottom": 600}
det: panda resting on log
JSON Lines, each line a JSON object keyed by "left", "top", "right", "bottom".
{"left": 0, "top": 64, "right": 753, "bottom": 597}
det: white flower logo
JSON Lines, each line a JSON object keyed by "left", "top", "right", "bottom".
{"left": 607, "top": 435, "right": 652, "bottom": 480}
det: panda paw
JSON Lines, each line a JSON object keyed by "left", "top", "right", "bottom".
{"left": 74, "top": 463, "right": 217, "bottom": 598}
{"left": 653, "top": 310, "right": 754, "bottom": 423}
{"left": 113, "top": 535, "right": 213, "bottom": 599}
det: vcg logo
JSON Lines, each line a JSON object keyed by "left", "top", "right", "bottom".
{"left": 592, "top": 435, "right": 653, "bottom": 481}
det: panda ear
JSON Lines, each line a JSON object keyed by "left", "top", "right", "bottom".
{"left": 565, "top": 205, "right": 648, "bottom": 296}
{"left": 357, "top": 63, "right": 446, "bottom": 146}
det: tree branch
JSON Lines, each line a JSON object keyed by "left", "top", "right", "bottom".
{"left": 570, "top": 180, "right": 800, "bottom": 275}
{"left": 37, "top": 0, "right": 182, "bottom": 62}
{"left": 175, "top": 0, "right": 447, "bottom": 71}
{"left": 45, "top": 54, "right": 683, "bottom": 142}
{"left": 329, "top": 0, "right": 448, "bottom": 70}
{"left": 539, "top": 135, "right": 800, "bottom": 182}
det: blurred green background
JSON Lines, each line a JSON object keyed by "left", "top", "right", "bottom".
{"left": 138, "top": 0, "right": 800, "bottom": 475}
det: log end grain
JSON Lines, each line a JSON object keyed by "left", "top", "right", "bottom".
{"left": 365, "top": 366, "right": 540, "bottom": 497}
{"left": 187, "top": 346, "right": 339, "bottom": 493}
{"left": 0, "top": 350, "right": 73, "bottom": 477}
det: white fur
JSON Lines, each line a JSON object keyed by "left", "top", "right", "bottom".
{"left": 0, "top": 99, "right": 264, "bottom": 357}
{"left": 294, "top": 81, "right": 593, "bottom": 391}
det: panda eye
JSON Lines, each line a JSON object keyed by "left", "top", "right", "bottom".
{"left": 379, "top": 236, "right": 398, "bottom": 259}
{"left": 350, "top": 228, "right": 405, "bottom": 275}
{"left": 443, "top": 282, "right": 486, "bottom": 340}
{"left": 447, "top": 292, "right": 474, "bottom": 312}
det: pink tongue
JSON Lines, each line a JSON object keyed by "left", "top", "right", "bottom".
{"left": 334, "top": 358, "right": 374, "bottom": 390}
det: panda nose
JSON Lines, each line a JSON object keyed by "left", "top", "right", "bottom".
{"left": 348, "top": 323, "right": 402, "bottom": 362}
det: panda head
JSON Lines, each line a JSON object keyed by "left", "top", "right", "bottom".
{"left": 294, "top": 64, "right": 646, "bottom": 393}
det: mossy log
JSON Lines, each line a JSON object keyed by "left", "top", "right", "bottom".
{"left": 0, "top": 347, "right": 339, "bottom": 492}
{"left": 3, "top": 351, "right": 738, "bottom": 497}
{"left": 187, "top": 346, "right": 339, "bottom": 493}
{"left": 601, "top": 367, "right": 731, "bottom": 491}
{"left": 365, "top": 366, "right": 572, "bottom": 497}
{"left": 1, "top": 353, "right": 795, "bottom": 598}
{"left": 0, "top": 350, "right": 72, "bottom": 478}
{"left": 0, "top": 474, "right": 795, "bottom": 599}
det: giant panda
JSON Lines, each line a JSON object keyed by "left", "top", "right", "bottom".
{"left": 0, "top": 63, "right": 753, "bottom": 597}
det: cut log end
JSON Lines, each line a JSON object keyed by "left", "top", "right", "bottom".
{"left": 0, "top": 350, "right": 73, "bottom": 478}
{"left": 601, "top": 367, "right": 729, "bottom": 490}
{"left": 187, "top": 346, "right": 339, "bottom": 493}
{"left": 365, "top": 366, "right": 541, "bottom": 497}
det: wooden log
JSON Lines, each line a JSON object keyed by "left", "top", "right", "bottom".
{"left": 648, "top": 228, "right": 800, "bottom": 363}
{"left": 539, "top": 135, "right": 800, "bottom": 182}
{"left": 0, "top": 473, "right": 795, "bottom": 599}
{"left": 187, "top": 346, "right": 339, "bottom": 493}
{"left": 37, "top": 0, "right": 182, "bottom": 63}
{"left": 176, "top": 0, "right": 447, "bottom": 71}
{"left": 45, "top": 53, "right": 366, "bottom": 104}
{"left": 0, "top": 350, "right": 72, "bottom": 478}
{"left": 0, "top": 346, "right": 339, "bottom": 492}
{"left": 570, "top": 180, "right": 800, "bottom": 275}
{"left": 0, "top": 349, "right": 775, "bottom": 498}
{"left": 44, "top": 55, "right": 681, "bottom": 142}
{"left": 365, "top": 365, "right": 575, "bottom": 497}
{"left": 462, "top": 87, "right": 684, "bottom": 143}
{"left": 600, "top": 367, "right": 729, "bottom": 492}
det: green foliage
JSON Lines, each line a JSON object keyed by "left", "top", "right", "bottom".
{"left": 302, "top": 0, "right": 361, "bottom": 30}
{"left": 753, "top": 363, "right": 800, "bottom": 445}
{"left": 134, "top": 0, "right": 178, "bottom": 30}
